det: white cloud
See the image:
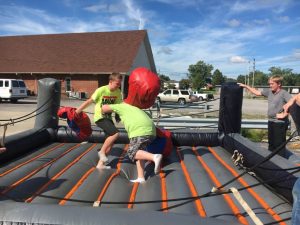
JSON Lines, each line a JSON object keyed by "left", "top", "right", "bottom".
{"left": 123, "top": 0, "right": 145, "bottom": 30}
{"left": 278, "top": 35, "right": 300, "bottom": 44}
{"left": 84, "top": 4, "right": 107, "bottom": 13}
{"left": 157, "top": 46, "right": 173, "bottom": 55}
{"left": 230, "top": 56, "right": 249, "bottom": 63}
{"left": 226, "top": 19, "right": 240, "bottom": 27}
{"left": 278, "top": 16, "right": 290, "bottom": 23}
{"left": 231, "top": 0, "right": 292, "bottom": 13}
{"left": 283, "top": 49, "right": 300, "bottom": 62}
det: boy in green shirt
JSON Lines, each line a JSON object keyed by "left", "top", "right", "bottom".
{"left": 76, "top": 73, "right": 122, "bottom": 169}
{"left": 102, "top": 102, "right": 163, "bottom": 183}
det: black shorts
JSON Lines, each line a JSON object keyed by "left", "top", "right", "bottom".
{"left": 95, "top": 118, "right": 118, "bottom": 136}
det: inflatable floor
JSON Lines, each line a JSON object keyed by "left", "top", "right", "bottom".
{"left": 0, "top": 78, "right": 299, "bottom": 225}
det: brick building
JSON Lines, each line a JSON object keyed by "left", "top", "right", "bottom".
{"left": 0, "top": 30, "right": 156, "bottom": 98}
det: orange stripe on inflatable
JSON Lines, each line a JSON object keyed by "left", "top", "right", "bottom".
{"left": 1, "top": 143, "right": 82, "bottom": 195}
{"left": 95, "top": 144, "right": 128, "bottom": 204}
{"left": 59, "top": 166, "right": 96, "bottom": 205}
{"left": 25, "top": 144, "right": 96, "bottom": 203}
{"left": 159, "top": 171, "right": 168, "bottom": 212}
{"left": 128, "top": 183, "right": 139, "bottom": 209}
{"left": 176, "top": 147, "right": 206, "bottom": 217}
{"left": 0, "top": 143, "right": 65, "bottom": 177}
{"left": 192, "top": 147, "right": 248, "bottom": 225}
{"left": 208, "top": 146, "right": 287, "bottom": 225}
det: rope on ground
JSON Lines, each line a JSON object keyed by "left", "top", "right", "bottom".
{"left": 211, "top": 186, "right": 263, "bottom": 225}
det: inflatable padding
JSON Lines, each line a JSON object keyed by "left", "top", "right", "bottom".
{"left": 0, "top": 128, "right": 56, "bottom": 164}
{"left": 0, "top": 202, "right": 242, "bottom": 225}
{"left": 223, "top": 133, "right": 300, "bottom": 202}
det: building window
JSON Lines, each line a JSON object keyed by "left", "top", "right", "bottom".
{"left": 65, "top": 77, "right": 71, "bottom": 92}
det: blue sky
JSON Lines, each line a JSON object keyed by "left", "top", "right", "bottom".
{"left": 0, "top": 0, "right": 299, "bottom": 80}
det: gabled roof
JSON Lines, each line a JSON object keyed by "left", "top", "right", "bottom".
{"left": 0, "top": 30, "right": 156, "bottom": 74}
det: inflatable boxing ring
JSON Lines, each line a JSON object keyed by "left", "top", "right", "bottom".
{"left": 0, "top": 78, "right": 300, "bottom": 225}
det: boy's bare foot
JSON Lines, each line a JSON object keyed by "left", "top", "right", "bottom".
{"left": 153, "top": 154, "right": 163, "bottom": 174}
{"left": 130, "top": 177, "right": 146, "bottom": 183}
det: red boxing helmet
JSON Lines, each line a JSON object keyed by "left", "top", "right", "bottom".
{"left": 124, "top": 67, "right": 160, "bottom": 109}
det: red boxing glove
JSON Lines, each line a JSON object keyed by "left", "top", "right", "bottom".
{"left": 57, "top": 107, "right": 92, "bottom": 141}
{"left": 124, "top": 67, "right": 160, "bottom": 109}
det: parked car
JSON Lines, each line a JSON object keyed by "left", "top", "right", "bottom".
{"left": 157, "top": 89, "right": 197, "bottom": 105}
{"left": 0, "top": 79, "right": 28, "bottom": 103}
{"left": 190, "top": 91, "right": 214, "bottom": 101}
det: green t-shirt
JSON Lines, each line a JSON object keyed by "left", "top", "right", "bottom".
{"left": 109, "top": 103, "right": 156, "bottom": 138}
{"left": 91, "top": 85, "right": 122, "bottom": 122}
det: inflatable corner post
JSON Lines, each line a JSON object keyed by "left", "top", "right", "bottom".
{"left": 124, "top": 67, "right": 160, "bottom": 109}
{"left": 57, "top": 107, "right": 92, "bottom": 141}
{"left": 218, "top": 82, "right": 243, "bottom": 134}
{"left": 34, "top": 78, "right": 61, "bottom": 129}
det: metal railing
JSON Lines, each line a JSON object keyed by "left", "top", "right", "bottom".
{"left": 154, "top": 117, "right": 268, "bottom": 129}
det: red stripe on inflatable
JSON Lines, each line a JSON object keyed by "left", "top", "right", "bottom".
{"left": 1, "top": 143, "right": 82, "bottom": 195}
{"left": 0, "top": 143, "right": 65, "bottom": 177}
{"left": 192, "top": 147, "right": 248, "bottom": 225}
{"left": 208, "top": 146, "right": 287, "bottom": 225}
{"left": 95, "top": 145, "right": 128, "bottom": 204}
{"left": 59, "top": 166, "right": 96, "bottom": 205}
{"left": 175, "top": 147, "right": 206, "bottom": 217}
{"left": 26, "top": 144, "right": 97, "bottom": 203}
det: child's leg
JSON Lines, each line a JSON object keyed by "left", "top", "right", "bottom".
{"left": 96, "top": 133, "right": 118, "bottom": 169}
{"left": 134, "top": 150, "right": 162, "bottom": 174}
{"left": 98, "top": 132, "right": 119, "bottom": 161}
{"left": 95, "top": 119, "right": 119, "bottom": 169}
{"left": 130, "top": 160, "right": 146, "bottom": 183}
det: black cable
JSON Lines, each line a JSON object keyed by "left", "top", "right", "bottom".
{"left": 0, "top": 95, "right": 53, "bottom": 123}
{"left": 217, "top": 131, "right": 297, "bottom": 190}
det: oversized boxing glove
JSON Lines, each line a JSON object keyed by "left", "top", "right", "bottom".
{"left": 124, "top": 67, "right": 160, "bottom": 109}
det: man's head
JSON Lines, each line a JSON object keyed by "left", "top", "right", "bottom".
{"left": 108, "top": 72, "right": 122, "bottom": 91}
{"left": 269, "top": 75, "right": 283, "bottom": 92}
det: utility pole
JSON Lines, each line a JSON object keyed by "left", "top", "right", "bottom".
{"left": 247, "top": 60, "right": 250, "bottom": 86}
{"left": 252, "top": 58, "right": 255, "bottom": 87}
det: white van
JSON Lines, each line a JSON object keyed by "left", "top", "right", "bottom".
{"left": 0, "top": 79, "right": 28, "bottom": 103}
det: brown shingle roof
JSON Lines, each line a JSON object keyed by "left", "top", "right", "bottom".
{"left": 0, "top": 30, "right": 151, "bottom": 73}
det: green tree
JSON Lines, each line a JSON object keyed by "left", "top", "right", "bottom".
{"left": 188, "top": 61, "right": 213, "bottom": 90}
{"left": 159, "top": 74, "right": 171, "bottom": 81}
{"left": 158, "top": 74, "right": 171, "bottom": 90}
{"left": 212, "top": 69, "right": 225, "bottom": 85}
{"left": 179, "top": 79, "right": 191, "bottom": 89}
{"left": 237, "top": 75, "right": 246, "bottom": 84}
{"left": 269, "top": 67, "right": 293, "bottom": 76}
{"left": 294, "top": 73, "right": 300, "bottom": 86}
{"left": 253, "top": 71, "right": 268, "bottom": 86}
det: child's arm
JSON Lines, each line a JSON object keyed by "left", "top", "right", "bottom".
{"left": 75, "top": 98, "right": 93, "bottom": 114}
{"left": 102, "top": 105, "right": 113, "bottom": 114}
